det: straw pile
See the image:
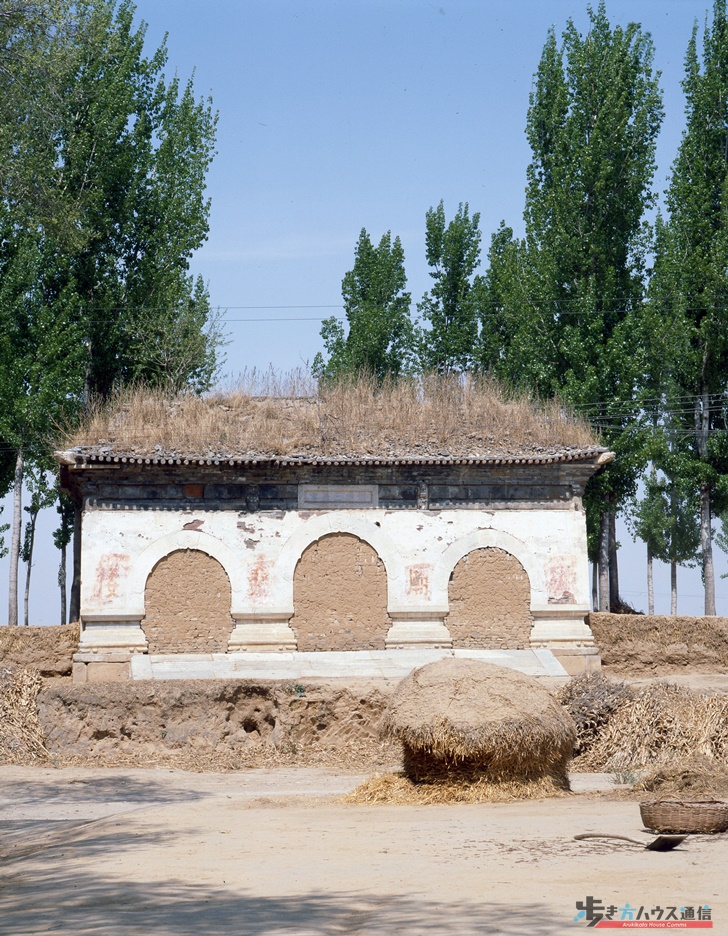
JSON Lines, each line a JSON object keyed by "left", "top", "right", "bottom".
{"left": 558, "top": 672, "right": 634, "bottom": 756}
{"left": 0, "top": 667, "right": 49, "bottom": 764}
{"left": 634, "top": 760, "right": 728, "bottom": 798}
{"left": 560, "top": 675, "right": 728, "bottom": 772}
{"left": 346, "top": 659, "right": 576, "bottom": 804}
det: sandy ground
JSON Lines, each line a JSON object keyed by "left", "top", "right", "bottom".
{"left": 0, "top": 766, "right": 726, "bottom": 935}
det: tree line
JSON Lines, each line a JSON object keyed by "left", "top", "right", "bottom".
{"left": 314, "top": 1, "right": 728, "bottom": 616}
{"left": 0, "top": 0, "right": 221, "bottom": 624}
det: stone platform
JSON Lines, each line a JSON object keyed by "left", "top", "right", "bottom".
{"left": 129, "top": 648, "right": 567, "bottom": 681}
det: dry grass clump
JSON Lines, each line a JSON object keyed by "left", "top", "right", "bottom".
{"left": 634, "top": 759, "right": 728, "bottom": 798}
{"left": 558, "top": 672, "right": 634, "bottom": 757}
{"left": 571, "top": 681, "right": 728, "bottom": 772}
{"left": 0, "top": 667, "right": 48, "bottom": 764}
{"left": 347, "top": 659, "right": 576, "bottom": 804}
{"left": 62, "top": 370, "right": 598, "bottom": 459}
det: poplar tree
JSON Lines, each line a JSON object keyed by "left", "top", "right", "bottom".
{"left": 0, "top": 0, "right": 220, "bottom": 624}
{"left": 417, "top": 201, "right": 481, "bottom": 373}
{"left": 483, "top": 2, "right": 663, "bottom": 609}
{"left": 648, "top": 0, "right": 728, "bottom": 614}
{"left": 314, "top": 229, "right": 412, "bottom": 382}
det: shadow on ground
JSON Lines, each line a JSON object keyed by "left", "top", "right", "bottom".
{"left": 0, "top": 772, "right": 207, "bottom": 806}
{"left": 0, "top": 874, "right": 568, "bottom": 935}
{"left": 0, "top": 819, "right": 575, "bottom": 934}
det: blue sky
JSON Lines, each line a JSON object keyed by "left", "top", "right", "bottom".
{"left": 4, "top": 0, "right": 728, "bottom": 622}
{"left": 134, "top": 0, "right": 701, "bottom": 376}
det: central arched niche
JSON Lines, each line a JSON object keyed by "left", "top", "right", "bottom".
{"left": 142, "top": 548, "right": 233, "bottom": 654}
{"left": 446, "top": 547, "right": 532, "bottom": 649}
{"left": 290, "top": 532, "right": 391, "bottom": 651}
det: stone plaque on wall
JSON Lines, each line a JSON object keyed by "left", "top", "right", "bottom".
{"left": 298, "top": 484, "right": 379, "bottom": 509}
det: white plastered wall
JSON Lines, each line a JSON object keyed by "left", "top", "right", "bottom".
{"left": 78, "top": 502, "right": 593, "bottom": 653}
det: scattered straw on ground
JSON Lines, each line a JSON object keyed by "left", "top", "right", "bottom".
{"left": 43, "top": 739, "right": 401, "bottom": 773}
{"left": 343, "top": 771, "right": 570, "bottom": 805}
{"left": 62, "top": 371, "right": 598, "bottom": 459}
{"left": 0, "top": 668, "right": 49, "bottom": 764}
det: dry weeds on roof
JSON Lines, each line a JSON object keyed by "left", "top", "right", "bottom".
{"left": 62, "top": 371, "right": 599, "bottom": 460}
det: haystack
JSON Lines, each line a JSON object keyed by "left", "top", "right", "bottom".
{"left": 348, "top": 659, "right": 576, "bottom": 803}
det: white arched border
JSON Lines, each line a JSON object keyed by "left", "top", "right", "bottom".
{"left": 124, "top": 529, "right": 246, "bottom": 617}
{"left": 432, "top": 528, "right": 544, "bottom": 610}
{"left": 271, "top": 513, "right": 406, "bottom": 613}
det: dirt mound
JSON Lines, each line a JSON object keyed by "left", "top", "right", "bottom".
{"left": 589, "top": 613, "right": 728, "bottom": 674}
{"left": 0, "top": 623, "right": 78, "bottom": 677}
{"left": 32, "top": 678, "right": 396, "bottom": 770}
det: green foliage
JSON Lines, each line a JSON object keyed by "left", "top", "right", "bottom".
{"left": 0, "top": 0, "right": 220, "bottom": 619}
{"left": 314, "top": 229, "right": 412, "bottom": 382}
{"left": 417, "top": 201, "right": 481, "bottom": 373}
{"left": 644, "top": 1, "right": 728, "bottom": 598}
{"left": 0, "top": 505, "right": 9, "bottom": 560}
{"left": 479, "top": 2, "right": 663, "bottom": 553}
{"left": 518, "top": 1, "right": 662, "bottom": 402}
{"left": 630, "top": 472, "right": 700, "bottom": 568}
{"left": 20, "top": 467, "right": 56, "bottom": 561}
{"left": 53, "top": 491, "right": 75, "bottom": 552}
{"left": 648, "top": 0, "right": 728, "bottom": 445}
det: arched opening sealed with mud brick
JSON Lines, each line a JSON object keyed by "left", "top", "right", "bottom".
{"left": 142, "top": 549, "right": 234, "bottom": 654}
{"left": 290, "top": 532, "right": 391, "bottom": 651}
{"left": 447, "top": 547, "right": 533, "bottom": 649}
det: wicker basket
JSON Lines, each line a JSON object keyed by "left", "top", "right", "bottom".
{"left": 640, "top": 800, "right": 728, "bottom": 835}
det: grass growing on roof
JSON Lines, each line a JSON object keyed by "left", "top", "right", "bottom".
{"left": 61, "top": 370, "right": 599, "bottom": 459}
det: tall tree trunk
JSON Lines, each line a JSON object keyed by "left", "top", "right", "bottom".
{"left": 647, "top": 545, "right": 654, "bottom": 616}
{"left": 59, "top": 542, "right": 67, "bottom": 626}
{"left": 608, "top": 508, "right": 620, "bottom": 609}
{"left": 69, "top": 505, "right": 82, "bottom": 622}
{"left": 7, "top": 447, "right": 24, "bottom": 627}
{"left": 698, "top": 380, "right": 716, "bottom": 615}
{"left": 592, "top": 562, "right": 598, "bottom": 611}
{"left": 701, "top": 481, "right": 715, "bottom": 615}
{"left": 670, "top": 559, "right": 677, "bottom": 615}
{"left": 598, "top": 511, "right": 610, "bottom": 612}
{"left": 23, "top": 510, "right": 38, "bottom": 627}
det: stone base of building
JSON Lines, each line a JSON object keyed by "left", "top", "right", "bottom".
{"left": 124, "top": 647, "right": 567, "bottom": 681}
{"left": 551, "top": 647, "right": 602, "bottom": 675}
{"left": 73, "top": 652, "right": 134, "bottom": 683}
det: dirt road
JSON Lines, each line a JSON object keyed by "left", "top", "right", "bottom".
{"left": 0, "top": 766, "right": 724, "bottom": 934}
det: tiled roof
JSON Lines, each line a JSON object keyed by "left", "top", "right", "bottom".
{"left": 59, "top": 448, "right": 613, "bottom": 468}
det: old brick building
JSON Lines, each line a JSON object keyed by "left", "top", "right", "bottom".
{"left": 59, "top": 442, "right": 611, "bottom": 682}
